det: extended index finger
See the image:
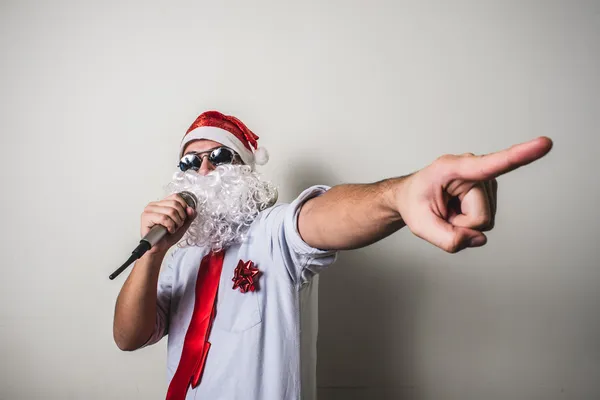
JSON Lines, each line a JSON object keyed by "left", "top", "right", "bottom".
{"left": 457, "top": 136, "right": 553, "bottom": 181}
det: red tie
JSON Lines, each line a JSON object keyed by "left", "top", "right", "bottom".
{"left": 166, "top": 250, "right": 225, "bottom": 400}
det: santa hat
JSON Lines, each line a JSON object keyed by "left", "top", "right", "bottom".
{"left": 179, "top": 110, "right": 269, "bottom": 169}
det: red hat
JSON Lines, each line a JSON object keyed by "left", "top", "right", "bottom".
{"left": 179, "top": 111, "right": 269, "bottom": 169}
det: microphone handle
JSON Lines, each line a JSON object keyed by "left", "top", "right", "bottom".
{"left": 142, "top": 224, "right": 169, "bottom": 248}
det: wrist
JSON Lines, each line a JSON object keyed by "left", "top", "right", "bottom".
{"left": 379, "top": 175, "right": 410, "bottom": 222}
{"left": 142, "top": 248, "right": 168, "bottom": 264}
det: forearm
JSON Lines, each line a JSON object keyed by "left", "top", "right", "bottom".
{"left": 298, "top": 176, "right": 408, "bottom": 251}
{"left": 113, "top": 251, "right": 165, "bottom": 351}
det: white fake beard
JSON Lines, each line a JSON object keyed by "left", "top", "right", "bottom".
{"left": 165, "top": 164, "right": 278, "bottom": 251}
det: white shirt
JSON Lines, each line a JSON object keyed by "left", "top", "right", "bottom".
{"left": 145, "top": 185, "right": 338, "bottom": 399}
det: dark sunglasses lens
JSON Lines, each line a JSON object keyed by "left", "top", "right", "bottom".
{"left": 179, "top": 154, "right": 201, "bottom": 171}
{"left": 209, "top": 148, "right": 234, "bottom": 165}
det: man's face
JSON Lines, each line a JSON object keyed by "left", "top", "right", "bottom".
{"left": 182, "top": 139, "right": 228, "bottom": 175}
{"left": 168, "top": 140, "right": 277, "bottom": 251}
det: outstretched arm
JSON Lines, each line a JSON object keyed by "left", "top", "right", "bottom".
{"left": 298, "top": 137, "right": 553, "bottom": 253}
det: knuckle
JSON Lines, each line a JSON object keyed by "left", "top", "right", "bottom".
{"left": 437, "top": 236, "right": 459, "bottom": 254}
{"left": 168, "top": 200, "right": 184, "bottom": 211}
{"left": 449, "top": 242, "right": 460, "bottom": 253}
{"left": 483, "top": 215, "right": 492, "bottom": 226}
{"left": 448, "top": 236, "right": 464, "bottom": 253}
{"left": 435, "top": 154, "right": 454, "bottom": 163}
{"left": 444, "top": 243, "right": 458, "bottom": 254}
{"left": 169, "top": 211, "right": 181, "bottom": 224}
{"left": 474, "top": 215, "right": 490, "bottom": 227}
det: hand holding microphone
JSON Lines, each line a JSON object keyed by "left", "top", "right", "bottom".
{"left": 109, "top": 192, "right": 197, "bottom": 280}
{"left": 140, "top": 192, "right": 197, "bottom": 255}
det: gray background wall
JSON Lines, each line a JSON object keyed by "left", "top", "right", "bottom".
{"left": 1, "top": 1, "right": 598, "bottom": 399}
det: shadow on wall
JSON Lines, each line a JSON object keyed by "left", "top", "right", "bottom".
{"left": 286, "top": 160, "right": 426, "bottom": 400}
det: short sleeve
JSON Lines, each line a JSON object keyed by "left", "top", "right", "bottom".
{"left": 141, "top": 247, "right": 178, "bottom": 347}
{"left": 259, "top": 185, "right": 339, "bottom": 286}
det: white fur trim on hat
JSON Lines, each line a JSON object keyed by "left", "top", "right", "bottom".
{"left": 253, "top": 147, "right": 269, "bottom": 165}
{"left": 180, "top": 126, "right": 255, "bottom": 167}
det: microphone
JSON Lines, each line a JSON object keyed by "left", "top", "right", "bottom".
{"left": 109, "top": 191, "right": 198, "bottom": 280}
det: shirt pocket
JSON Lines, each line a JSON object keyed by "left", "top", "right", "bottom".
{"left": 213, "top": 283, "right": 262, "bottom": 333}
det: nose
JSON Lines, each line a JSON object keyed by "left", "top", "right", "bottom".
{"left": 197, "top": 155, "right": 216, "bottom": 176}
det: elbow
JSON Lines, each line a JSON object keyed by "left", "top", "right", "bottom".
{"left": 113, "top": 326, "right": 143, "bottom": 352}
{"left": 114, "top": 339, "right": 139, "bottom": 352}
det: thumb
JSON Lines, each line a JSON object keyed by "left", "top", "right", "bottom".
{"left": 182, "top": 207, "right": 197, "bottom": 229}
{"left": 422, "top": 213, "right": 488, "bottom": 253}
{"left": 173, "top": 207, "right": 196, "bottom": 238}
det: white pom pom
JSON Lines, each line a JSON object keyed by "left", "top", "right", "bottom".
{"left": 254, "top": 147, "right": 269, "bottom": 165}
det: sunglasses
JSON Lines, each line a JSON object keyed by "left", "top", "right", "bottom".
{"left": 178, "top": 146, "right": 239, "bottom": 172}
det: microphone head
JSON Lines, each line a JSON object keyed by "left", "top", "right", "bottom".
{"left": 178, "top": 191, "right": 198, "bottom": 209}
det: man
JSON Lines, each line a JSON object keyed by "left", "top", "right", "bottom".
{"left": 113, "top": 110, "right": 553, "bottom": 399}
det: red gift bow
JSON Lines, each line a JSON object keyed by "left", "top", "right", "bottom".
{"left": 232, "top": 260, "right": 260, "bottom": 293}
